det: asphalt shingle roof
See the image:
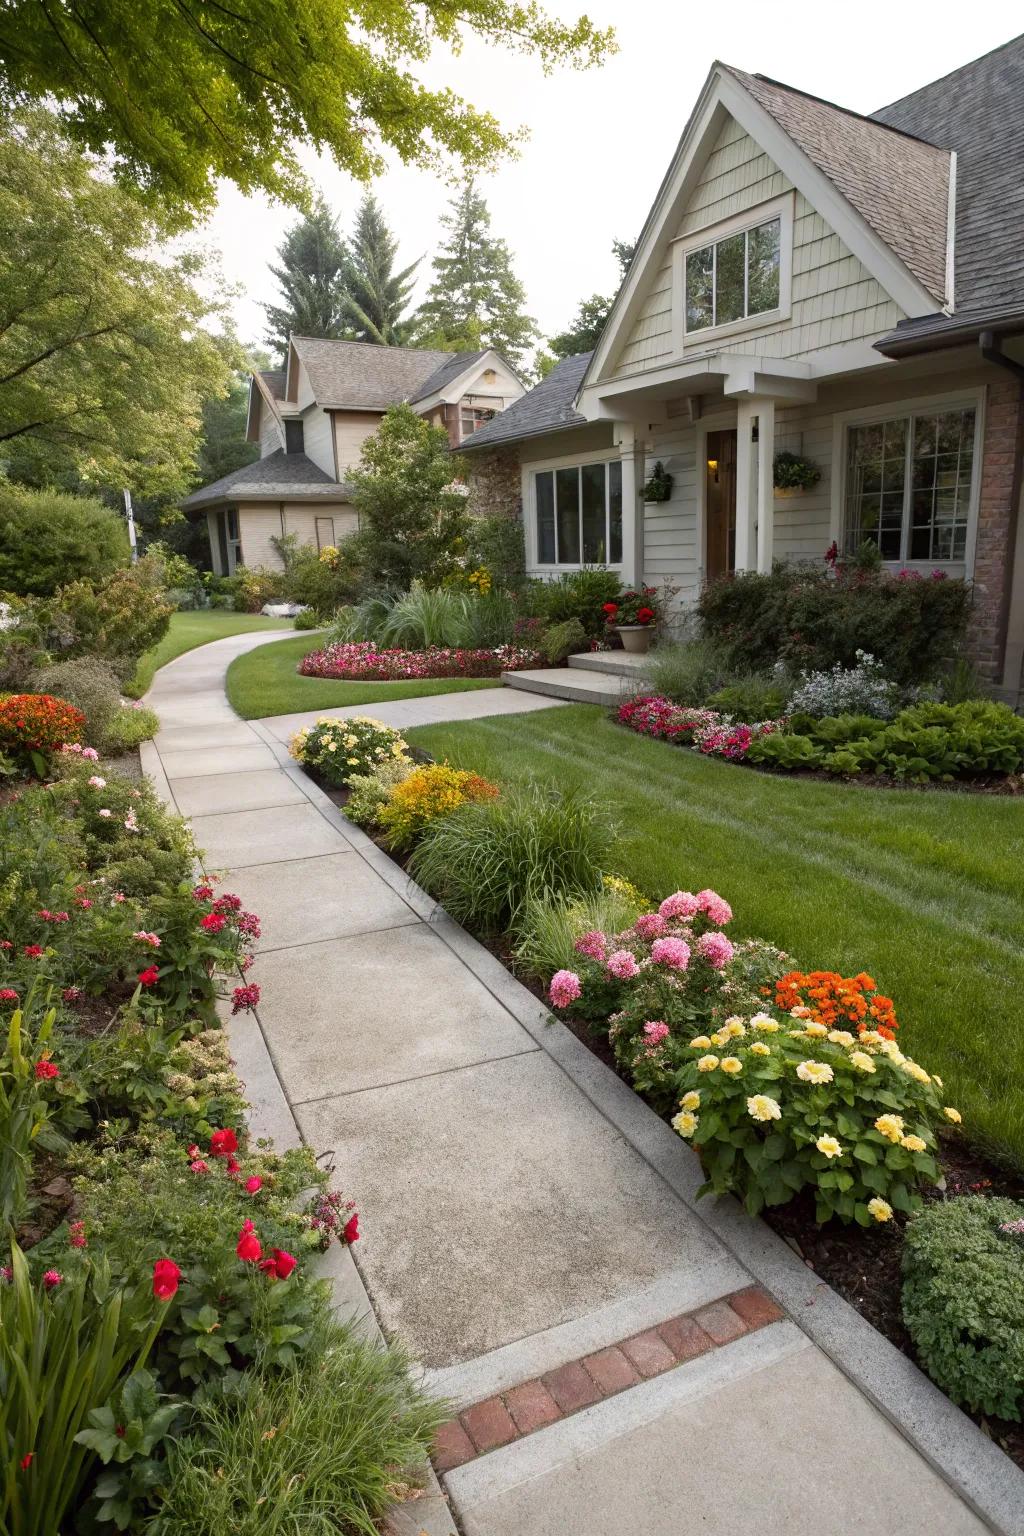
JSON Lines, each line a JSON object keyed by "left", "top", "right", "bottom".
{"left": 259, "top": 368, "right": 286, "bottom": 402}
{"left": 723, "top": 66, "right": 951, "bottom": 305}
{"left": 289, "top": 337, "right": 458, "bottom": 410}
{"left": 456, "top": 352, "right": 593, "bottom": 452}
{"left": 181, "top": 450, "right": 350, "bottom": 512}
{"left": 409, "top": 350, "right": 489, "bottom": 403}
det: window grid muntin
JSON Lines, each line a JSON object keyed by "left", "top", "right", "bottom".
{"left": 844, "top": 407, "right": 975, "bottom": 563}
{"left": 534, "top": 463, "right": 623, "bottom": 566}
{"left": 685, "top": 216, "right": 780, "bottom": 334}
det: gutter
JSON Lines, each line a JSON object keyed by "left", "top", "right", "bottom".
{"left": 978, "top": 331, "right": 1024, "bottom": 691}
{"left": 875, "top": 308, "right": 1024, "bottom": 358}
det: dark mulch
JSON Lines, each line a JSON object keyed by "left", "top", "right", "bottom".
{"left": 17, "top": 1152, "right": 75, "bottom": 1251}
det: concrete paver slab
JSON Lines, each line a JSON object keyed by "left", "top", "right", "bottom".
{"left": 190, "top": 802, "right": 350, "bottom": 868}
{"left": 296, "top": 1050, "right": 747, "bottom": 1369}
{"left": 216, "top": 851, "right": 419, "bottom": 948}
{"left": 170, "top": 769, "right": 308, "bottom": 817}
{"left": 254, "top": 923, "right": 537, "bottom": 1101}
{"left": 155, "top": 721, "right": 264, "bottom": 751}
{"left": 159, "top": 742, "right": 279, "bottom": 778}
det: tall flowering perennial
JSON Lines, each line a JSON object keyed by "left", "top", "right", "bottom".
{"left": 774, "top": 970, "right": 899, "bottom": 1040}
{"left": 289, "top": 715, "right": 410, "bottom": 788}
{"left": 298, "top": 640, "right": 542, "bottom": 682}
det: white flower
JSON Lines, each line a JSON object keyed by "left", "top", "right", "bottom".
{"left": 672, "top": 1110, "right": 698, "bottom": 1138}
{"left": 815, "top": 1134, "right": 843, "bottom": 1159}
{"left": 746, "top": 1094, "right": 781, "bottom": 1122}
{"left": 796, "top": 1060, "right": 833, "bottom": 1085}
{"left": 97, "top": 808, "right": 112, "bottom": 819}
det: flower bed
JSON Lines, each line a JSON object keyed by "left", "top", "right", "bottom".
{"left": 618, "top": 694, "right": 784, "bottom": 760}
{"left": 298, "top": 639, "right": 542, "bottom": 681}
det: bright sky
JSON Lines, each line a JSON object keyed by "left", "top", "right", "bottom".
{"left": 201, "top": 1, "right": 1021, "bottom": 353}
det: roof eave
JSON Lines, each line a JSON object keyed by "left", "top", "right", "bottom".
{"left": 875, "top": 308, "right": 1024, "bottom": 357}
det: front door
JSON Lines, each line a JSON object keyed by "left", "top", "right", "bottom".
{"left": 705, "top": 429, "right": 737, "bottom": 584}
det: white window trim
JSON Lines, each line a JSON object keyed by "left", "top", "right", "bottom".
{"left": 829, "top": 387, "right": 986, "bottom": 577}
{"left": 672, "top": 192, "right": 794, "bottom": 353}
{"left": 522, "top": 448, "right": 624, "bottom": 573}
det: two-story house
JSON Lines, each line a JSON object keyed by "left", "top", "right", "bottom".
{"left": 460, "top": 37, "right": 1024, "bottom": 701}
{"left": 183, "top": 336, "right": 524, "bottom": 574}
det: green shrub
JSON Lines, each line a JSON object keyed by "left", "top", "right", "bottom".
{"left": 292, "top": 606, "right": 321, "bottom": 630}
{"left": 699, "top": 564, "right": 970, "bottom": 686}
{"left": 155, "top": 1314, "right": 444, "bottom": 1536}
{"left": 103, "top": 704, "right": 160, "bottom": 754}
{"left": 459, "top": 587, "right": 518, "bottom": 648}
{"left": 344, "top": 758, "right": 416, "bottom": 829}
{"left": 379, "top": 763, "right": 500, "bottom": 852}
{"left": 902, "top": 1196, "right": 1024, "bottom": 1419}
{"left": 289, "top": 716, "right": 410, "bottom": 788}
{"left": 466, "top": 512, "right": 527, "bottom": 592}
{"left": 526, "top": 569, "right": 623, "bottom": 640}
{"left": 378, "top": 583, "right": 471, "bottom": 647}
{"left": 228, "top": 566, "right": 289, "bottom": 613}
{"left": 542, "top": 617, "right": 587, "bottom": 665}
{"left": 34, "top": 657, "right": 122, "bottom": 748}
{"left": 707, "top": 674, "right": 789, "bottom": 722}
{"left": 410, "top": 783, "right": 613, "bottom": 934}
{"left": 280, "top": 542, "right": 362, "bottom": 620}
{"left": 54, "top": 565, "right": 172, "bottom": 682}
{"left": 0, "top": 486, "right": 127, "bottom": 597}
{"left": 512, "top": 883, "right": 648, "bottom": 980}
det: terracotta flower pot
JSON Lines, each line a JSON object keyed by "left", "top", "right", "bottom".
{"left": 616, "top": 625, "right": 654, "bottom": 654}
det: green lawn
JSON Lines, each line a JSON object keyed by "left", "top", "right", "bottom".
{"left": 225, "top": 634, "right": 500, "bottom": 719}
{"left": 128, "top": 611, "right": 290, "bottom": 696}
{"left": 409, "top": 703, "right": 1024, "bottom": 1170}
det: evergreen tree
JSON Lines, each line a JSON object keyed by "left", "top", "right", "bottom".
{"left": 343, "top": 194, "right": 419, "bottom": 345}
{"left": 546, "top": 238, "right": 636, "bottom": 361}
{"left": 415, "top": 182, "right": 537, "bottom": 368}
{"left": 263, "top": 198, "right": 350, "bottom": 360}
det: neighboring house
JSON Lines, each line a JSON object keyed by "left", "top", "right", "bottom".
{"left": 460, "top": 37, "right": 1024, "bottom": 700}
{"left": 183, "top": 337, "right": 524, "bottom": 575}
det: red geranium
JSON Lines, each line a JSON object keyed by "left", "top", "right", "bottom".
{"left": 152, "top": 1258, "right": 182, "bottom": 1301}
{"left": 245, "top": 1176, "right": 262, "bottom": 1194}
{"left": 236, "top": 1220, "right": 262, "bottom": 1263}
{"left": 602, "top": 602, "right": 619, "bottom": 615}
{"left": 199, "top": 912, "right": 226, "bottom": 933}
{"left": 343, "top": 1213, "right": 360, "bottom": 1244}
{"left": 209, "top": 1127, "right": 238, "bottom": 1158}
{"left": 137, "top": 965, "right": 160, "bottom": 987}
{"left": 636, "top": 606, "right": 655, "bottom": 623}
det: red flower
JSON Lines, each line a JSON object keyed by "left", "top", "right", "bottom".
{"left": 42, "top": 1270, "right": 62, "bottom": 1289}
{"left": 152, "top": 1258, "right": 182, "bottom": 1301}
{"left": 231, "top": 984, "right": 260, "bottom": 1015}
{"left": 214, "top": 894, "right": 242, "bottom": 913}
{"left": 23, "top": 945, "right": 43, "bottom": 958}
{"left": 245, "top": 1175, "right": 262, "bottom": 1194}
{"left": 236, "top": 1222, "right": 262, "bottom": 1263}
{"left": 69, "top": 1221, "right": 87, "bottom": 1249}
{"left": 226, "top": 1155, "right": 240, "bottom": 1176}
{"left": 209, "top": 1127, "right": 238, "bottom": 1158}
{"left": 62, "top": 986, "right": 81, "bottom": 1003}
{"left": 260, "top": 1247, "right": 297, "bottom": 1280}
{"left": 34, "top": 1060, "right": 59, "bottom": 1080}
{"left": 192, "top": 884, "right": 214, "bottom": 901}
{"left": 601, "top": 602, "right": 619, "bottom": 615}
{"left": 343, "top": 1213, "right": 360, "bottom": 1244}
{"left": 0, "top": 989, "right": 18, "bottom": 1002}
{"left": 200, "top": 912, "right": 226, "bottom": 933}
{"left": 20, "top": 1453, "right": 33, "bottom": 1471}
{"left": 137, "top": 965, "right": 160, "bottom": 987}
{"left": 636, "top": 606, "right": 655, "bottom": 624}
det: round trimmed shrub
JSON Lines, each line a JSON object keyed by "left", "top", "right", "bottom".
{"left": 34, "top": 657, "right": 122, "bottom": 748}
{"left": 0, "top": 487, "right": 127, "bottom": 597}
{"left": 902, "top": 1195, "right": 1024, "bottom": 1419}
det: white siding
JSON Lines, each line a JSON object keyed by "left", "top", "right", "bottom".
{"left": 237, "top": 501, "right": 358, "bottom": 570}
{"left": 641, "top": 423, "right": 700, "bottom": 604}
{"left": 333, "top": 411, "right": 384, "bottom": 476}
{"left": 302, "top": 407, "right": 335, "bottom": 477}
{"left": 259, "top": 405, "right": 283, "bottom": 456}
{"left": 613, "top": 116, "right": 903, "bottom": 377}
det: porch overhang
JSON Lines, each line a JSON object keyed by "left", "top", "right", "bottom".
{"left": 576, "top": 352, "right": 817, "bottom": 424}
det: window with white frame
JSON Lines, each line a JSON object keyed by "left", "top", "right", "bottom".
{"left": 844, "top": 406, "right": 977, "bottom": 562}
{"left": 534, "top": 461, "right": 623, "bottom": 565}
{"left": 685, "top": 216, "right": 781, "bottom": 334}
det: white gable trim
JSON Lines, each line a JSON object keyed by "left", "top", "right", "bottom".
{"left": 411, "top": 349, "right": 526, "bottom": 416}
{"left": 245, "top": 371, "right": 285, "bottom": 443}
{"left": 583, "top": 65, "right": 940, "bottom": 395}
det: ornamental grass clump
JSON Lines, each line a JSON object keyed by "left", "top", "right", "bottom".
{"left": 901, "top": 1195, "right": 1024, "bottom": 1420}
{"left": 289, "top": 714, "right": 410, "bottom": 787}
{"left": 672, "top": 1011, "right": 957, "bottom": 1223}
{"left": 378, "top": 762, "right": 499, "bottom": 851}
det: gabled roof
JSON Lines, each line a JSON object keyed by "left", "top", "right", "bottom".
{"left": 723, "top": 68, "right": 952, "bottom": 306}
{"left": 409, "top": 350, "right": 489, "bottom": 403}
{"left": 287, "top": 337, "right": 456, "bottom": 410}
{"left": 456, "top": 353, "right": 592, "bottom": 452}
{"left": 259, "top": 368, "right": 286, "bottom": 402}
{"left": 181, "top": 450, "right": 349, "bottom": 513}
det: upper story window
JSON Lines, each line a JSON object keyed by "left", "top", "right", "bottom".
{"left": 844, "top": 405, "right": 978, "bottom": 563}
{"left": 460, "top": 406, "right": 495, "bottom": 438}
{"left": 685, "top": 217, "right": 780, "bottom": 333}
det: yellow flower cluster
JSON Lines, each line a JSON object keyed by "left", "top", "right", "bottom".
{"left": 602, "top": 873, "right": 650, "bottom": 909}
{"left": 379, "top": 762, "right": 499, "bottom": 850}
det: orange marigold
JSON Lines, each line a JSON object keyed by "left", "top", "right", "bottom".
{"left": 775, "top": 969, "right": 898, "bottom": 1038}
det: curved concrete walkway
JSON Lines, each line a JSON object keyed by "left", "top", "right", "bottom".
{"left": 143, "top": 632, "right": 1019, "bottom": 1536}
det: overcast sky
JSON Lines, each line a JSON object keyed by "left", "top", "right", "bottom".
{"left": 201, "top": 2, "right": 1020, "bottom": 355}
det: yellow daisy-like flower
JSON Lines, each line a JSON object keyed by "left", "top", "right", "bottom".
{"left": 720, "top": 1057, "right": 743, "bottom": 1075}
{"left": 803, "top": 1022, "right": 829, "bottom": 1039}
{"left": 680, "top": 1090, "right": 701, "bottom": 1111}
{"left": 724, "top": 1016, "right": 746, "bottom": 1037}
{"left": 849, "top": 1051, "right": 875, "bottom": 1074}
{"left": 750, "top": 1041, "right": 771, "bottom": 1057}
{"left": 710, "top": 1031, "right": 728, "bottom": 1048}
{"left": 901, "top": 1061, "right": 931, "bottom": 1085}
{"left": 858, "top": 1030, "right": 884, "bottom": 1048}
{"left": 672, "top": 1110, "right": 698, "bottom": 1138}
{"left": 747, "top": 1094, "right": 782, "bottom": 1122}
{"left": 815, "top": 1134, "right": 843, "bottom": 1159}
{"left": 796, "top": 1060, "right": 833, "bottom": 1085}
{"left": 901, "top": 1134, "right": 927, "bottom": 1153}
{"left": 751, "top": 1014, "right": 779, "bottom": 1033}
{"left": 868, "top": 1197, "right": 894, "bottom": 1223}
{"left": 690, "top": 1036, "right": 712, "bottom": 1050}
{"left": 874, "top": 1114, "right": 904, "bottom": 1143}
{"left": 697, "top": 1054, "right": 720, "bottom": 1072}
{"left": 943, "top": 1106, "right": 962, "bottom": 1124}
{"left": 828, "top": 1030, "right": 855, "bottom": 1047}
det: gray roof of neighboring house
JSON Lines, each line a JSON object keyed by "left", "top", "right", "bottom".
{"left": 259, "top": 368, "right": 286, "bottom": 401}
{"left": 871, "top": 34, "right": 1024, "bottom": 348}
{"left": 456, "top": 352, "right": 593, "bottom": 452}
{"left": 409, "top": 350, "right": 490, "bottom": 403}
{"left": 181, "top": 450, "right": 351, "bottom": 512}
{"left": 723, "top": 66, "right": 951, "bottom": 305}
{"left": 289, "top": 336, "right": 458, "bottom": 410}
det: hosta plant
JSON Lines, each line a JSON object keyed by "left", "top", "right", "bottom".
{"left": 289, "top": 714, "right": 410, "bottom": 787}
{"left": 672, "top": 1011, "right": 960, "bottom": 1222}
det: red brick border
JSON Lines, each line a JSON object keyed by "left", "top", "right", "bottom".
{"left": 432, "top": 1285, "right": 784, "bottom": 1472}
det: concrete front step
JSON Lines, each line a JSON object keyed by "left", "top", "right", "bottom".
{"left": 567, "top": 650, "right": 657, "bottom": 681}
{"left": 502, "top": 667, "right": 639, "bottom": 707}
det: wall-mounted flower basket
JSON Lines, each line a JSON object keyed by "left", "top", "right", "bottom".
{"left": 774, "top": 449, "right": 821, "bottom": 495}
{"left": 642, "top": 461, "right": 673, "bottom": 503}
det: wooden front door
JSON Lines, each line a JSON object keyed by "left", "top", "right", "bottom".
{"left": 705, "top": 430, "right": 737, "bottom": 584}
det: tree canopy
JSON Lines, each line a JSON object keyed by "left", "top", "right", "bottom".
{"left": 545, "top": 238, "right": 636, "bottom": 364}
{"left": 0, "top": 111, "right": 231, "bottom": 498}
{"left": 344, "top": 194, "right": 419, "bottom": 346}
{"left": 263, "top": 199, "right": 351, "bottom": 360}
{"left": 416, "top": 182, "right": 537, "bottom": 368}
{"left": 0, "top": 1, "right": 615, "bottom": 217}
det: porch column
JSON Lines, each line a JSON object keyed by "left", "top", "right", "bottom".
{"left": 756, "top": 398, "right": 776, "bottom": 573}
{"left": 734, "top": 400, "right": 757, "bottom": 570}
{"left": 615, "top": 421, "right": 644, "bottom": 587}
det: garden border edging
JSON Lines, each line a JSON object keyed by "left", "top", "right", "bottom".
{"left": 244, "top": 718, "right": 1024, "bottom": 1536}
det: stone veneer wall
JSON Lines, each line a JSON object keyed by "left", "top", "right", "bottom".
{"left": 464, "top": 448, "right": 522, "bottom": 521}
{"left": 970, "top": 376, "right": 1024, "bottom": 682}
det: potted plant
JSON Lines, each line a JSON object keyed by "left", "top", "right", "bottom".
{"left": 604, "top": 586, "right": 662, "bottom": 653}
{"left": 642, "top": 461, "right": 673, "bottom": 502}
{"left": 773, "top": 450, "right": 821, "bottom": 497}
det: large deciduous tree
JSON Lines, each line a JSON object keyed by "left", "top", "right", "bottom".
{"left": 415, "top": 182, "right": 537, "bottom": 368}
{"left": 263, "top": 200, "right": 352, "bottom": 360}
{"left": 0, "top": 111, "right": 230, "bottom": 498}
{"left": 343, "top": 194, "right": 419, "bottom": 346}
{"left": 0, "top": 1, "right": 615, "bottom": 217}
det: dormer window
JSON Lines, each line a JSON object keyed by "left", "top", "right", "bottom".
{"left": 676, "top": 193, "right": 793, "bottom": 346}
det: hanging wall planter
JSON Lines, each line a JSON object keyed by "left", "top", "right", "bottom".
{"left": 642, "top": 461, "right": 673, "bottom": 503}
{"left": 773, "top": 450, "right": 821, "bottom": 496}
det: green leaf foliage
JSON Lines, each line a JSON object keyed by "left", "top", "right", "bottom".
{"left": 0, "top": 488, "right": 127, "bottom": 598}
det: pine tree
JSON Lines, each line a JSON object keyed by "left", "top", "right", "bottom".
{"left": 414, "top": 182, "right": 537, "bottom": 368}
{"left": 343, "top": 194, "right": 419, "bottom": 345}
{"left": 263, "top": 198, "right": 351, "bottom": 360}
{"left": 546, "top": 238, "right": 636, "bottom": 361}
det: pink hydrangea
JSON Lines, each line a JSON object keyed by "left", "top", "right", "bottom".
{"left": 573, "top": 930, "right": 607, "bottom": 961}
{"left": 696, "top": 889, "right": 733, "bottom": 926}
{"left": 606, "top": 949, "right": 641, "bottom": 980}
{"left": 643, "top": 1020, "right": 670, "bottom": 1045}
{"left": 659, "top": 891, "right": 700, "bottom": 920}
{"left": 696, "top": 931, "right": 735, "bottom": 969}
{"left": 632, "top": 912, "right": 667, "bottom": 940}
{"left": 650, "top": 936, "right": 691, "bottom": 970}
{"left": 549, "top": 969, "right": 582, "bottom": 1008}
